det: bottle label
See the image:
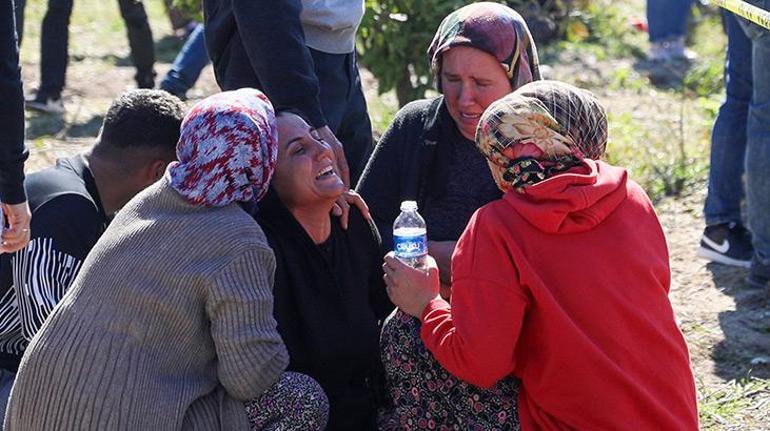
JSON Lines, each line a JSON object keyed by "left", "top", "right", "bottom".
{"left": 394, "top": 233, "right": 427, "bottom": 258}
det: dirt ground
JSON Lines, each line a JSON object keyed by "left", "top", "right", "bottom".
{"left": 19, "top": 22, "right": 770, "bottom": 431}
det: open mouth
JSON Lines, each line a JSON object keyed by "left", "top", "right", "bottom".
{"left": 460, "top": 112, "right": 481, "bottom": 120}
{"left": 315, "top": 165, "right": 336, "bottom": 180}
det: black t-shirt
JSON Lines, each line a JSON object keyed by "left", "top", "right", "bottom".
{"left": 0, "top": 154, "right": 107, "bottom": 371}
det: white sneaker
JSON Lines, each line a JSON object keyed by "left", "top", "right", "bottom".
{"left": 26, "top": 94, "right": 65, "bottom": 114}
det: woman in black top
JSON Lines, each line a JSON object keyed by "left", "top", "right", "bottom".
{"left": 356, "top": 2, "right": 541, "bottom": 287}
{"left": 256, "top": 111, "right": 392, "bottom": 431}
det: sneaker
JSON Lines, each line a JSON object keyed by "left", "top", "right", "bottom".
{"left": 25, "top": 92, "right": 64, "bottom": 114}
{"left": 697, "top": 222, "right": 753, "bottom": 268}
{"left": 648, "top": 37, "right": 697, "bottom": 62}
{"left": 747, "top": 255, "right": 770, "bottom": 290}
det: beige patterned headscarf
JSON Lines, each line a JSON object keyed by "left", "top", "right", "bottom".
{"left": 476, "top": 80, "right": 608, "bottom": 192}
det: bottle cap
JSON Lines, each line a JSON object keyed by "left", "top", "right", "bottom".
{"left": 400, "top": 200, "right": 418, "bottom": 211}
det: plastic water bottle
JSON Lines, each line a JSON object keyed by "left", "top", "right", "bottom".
{"left": 393, "top": 201, "right": 427, "bottom": 268}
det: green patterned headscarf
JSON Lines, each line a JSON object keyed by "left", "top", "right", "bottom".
{"left": 476, "top": 80, "right": 608, "bottom": 192}
{"left": 428, "top": 2, "right": 541, "bottom": 92}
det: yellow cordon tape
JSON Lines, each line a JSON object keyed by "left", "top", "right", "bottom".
{"left": 712, "top": 0, "right": 770, "bottom": 30}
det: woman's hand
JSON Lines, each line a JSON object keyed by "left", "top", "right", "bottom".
{"left": 331, "top": 190, "right": 371, "bottom": 230}
{"left": 383, "top": 252, "right": 441, "bottom": 318}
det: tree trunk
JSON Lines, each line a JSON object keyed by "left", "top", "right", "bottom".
{"left": 396, "top": 67, "right": 416, "bottom": 107}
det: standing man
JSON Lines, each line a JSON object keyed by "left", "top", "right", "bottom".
{"left": 0, "top": 0, "right": 32, "bottom": 256}
{"left": 0, "top": 90, "right": 184, "bottom": 422}
{"left": 203, "top": 0, "right": 374, "bottom": 185}
{"left": 699, "top": 6, "right": 770, "bottom": 294}
{"left": 16, "top": 0, "right": 156, "bottom": 113}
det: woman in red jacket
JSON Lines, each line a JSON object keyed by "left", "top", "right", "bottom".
{"left": 383, "top": 80, "right": 699, "bottom": 430}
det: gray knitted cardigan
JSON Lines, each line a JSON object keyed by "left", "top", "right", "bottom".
{"left": 4, "top": 178, "right": 289, "bottom": 431}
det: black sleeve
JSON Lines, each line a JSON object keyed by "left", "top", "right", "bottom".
{"left": 0, "top": 0, "right": 28, "bottom": 204}
{"left": 348, "top": 207, "right": 394, "bottom": 321}
{"left": 355, "top": 111, "right": 413, "bottom": 255}
{"left": 230, "top": 0, "right": 326, "bottom": 128}
{"left": 12, "top": 195, "right": 104, "bottom": 341}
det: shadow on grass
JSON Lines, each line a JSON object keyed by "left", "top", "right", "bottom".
{"left": 632, "top": 58, "right": 692, "bottom": 89}
{"left": 96, "top": 34, "right": 184, "bottom": 67}
{"left": 27, "top": 114, "right": 104, "bottom": 140}
{"left": 27, "top": 114, "right": 65, "bottom": 139}
{"left": 708, "top": 263, "right": 770, "bottom": 381}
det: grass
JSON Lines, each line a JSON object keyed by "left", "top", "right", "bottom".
{"left": 698, "top": 377, "right": 770, "bottom": 430}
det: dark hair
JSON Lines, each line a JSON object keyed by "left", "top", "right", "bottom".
{"left": 275, "top": 107, "right": 311, "bottom": 125}
{"left": 96, "top": 90, "right": 185, "bottom": 156}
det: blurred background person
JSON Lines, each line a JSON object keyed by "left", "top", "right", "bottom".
{"left": 160, "top": 22, "right": 210, "bottom": 100}
{"left": 699, "top": 6, "right": 770, "bottom": 293}
{"left": 646, "top": 0, "right": 696, "bottom": 61}
{"left": 16, "top": 0, "right": 156, "bottom": 113}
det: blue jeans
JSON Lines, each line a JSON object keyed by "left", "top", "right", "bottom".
{"left": 704, "top": 8, "right": 770, "bottom": 262}
{"left": 646, "top": 0, "right": 692, "bottom": 42}
{"left": 160, "top": 23, "right": 209, "bottom": 99}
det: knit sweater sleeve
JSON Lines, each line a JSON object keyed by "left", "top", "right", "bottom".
{"left": 420, "top": 208, "right": 529, "bottom": 389}
{"left": 206, "top": 245, "right": 289, "bottom": 401}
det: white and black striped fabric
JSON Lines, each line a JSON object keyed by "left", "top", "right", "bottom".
{"left": 0, "top": 155, "right": 107, "bottom": 371}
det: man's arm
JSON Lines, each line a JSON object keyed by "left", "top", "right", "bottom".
{"left": 231, "top": 0, "right": 325, "bottom": 128}
{"left": 0, "top": 0, "right": 28, "bottom": 206}
{"left": 228, "top": 0, "right": 352, "bottom": 184}
{"left": 12, "top": 196, "right": 104, "bottom": 341}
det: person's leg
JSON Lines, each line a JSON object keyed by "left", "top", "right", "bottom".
{"left": 37, "top": 0, "right": 73, "bottom": 99}
{"left": 336, "top": 52, "right": 374, "bottom": 185}
{"left": 160, "top": 23, "right": 210, "bottom": 100}
{"left": 704, "top": 12, "right": 752, "bottom": 226}
{"left": 698, "top": 12, "right": 754, "bottom": 267}
{"left": 646, "top": 0, "right": 692, "bottom": 42}
{"left": 739, "top": 3, "right": 770, "bottom": 288}
{"left": 244, "top": 372, "right": 329, "bottom": 431}
{"left": 646, "top": 0, "right": 694, "bottom": 60}
{"left": 379, "top": 309, "right": 520, "bottom": 430}
{"left": 117, "top": 0, "right": 155, "bottom": 88}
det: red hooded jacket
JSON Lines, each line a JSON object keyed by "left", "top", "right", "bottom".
{"left": 420, "top": 160, "right": 699, "bottom": 430}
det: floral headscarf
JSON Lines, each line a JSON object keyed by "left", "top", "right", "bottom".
{"left": 168, "top": 88, "right": 278, "bottom": 207}
{"left": 476, "top": 80, "right": 608, "bottom": 192}
{"left": 428, "top": 2, "right": 541, "bottom": 92}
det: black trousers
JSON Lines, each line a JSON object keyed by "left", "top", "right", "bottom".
{"left": 15, "top": 0, "right": 155, "bottom": 95}
{"left": 216, "top": 45, "right": 374, "bottom": 184}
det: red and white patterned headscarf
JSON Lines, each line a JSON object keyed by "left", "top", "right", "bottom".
{"left": 168, "top": 88, "right": 278, "bottom": 207}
